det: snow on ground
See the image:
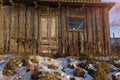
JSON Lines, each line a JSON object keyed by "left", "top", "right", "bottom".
{"left": 0, "top": 54, "right": 93, "bottom": 80}
{"left": 0, "top": 54, "right": 120, "bottom": 80}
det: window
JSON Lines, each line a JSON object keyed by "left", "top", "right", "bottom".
{"left": 68, "top": 17, "right": 84, "bottom": 30}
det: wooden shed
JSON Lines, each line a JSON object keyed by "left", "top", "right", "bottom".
{"left": 0, "top": 0, "right": 115, "bottom": 55}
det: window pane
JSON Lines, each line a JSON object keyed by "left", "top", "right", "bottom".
{"left": 68, "top": 18, "right": 84, "bottom": 30}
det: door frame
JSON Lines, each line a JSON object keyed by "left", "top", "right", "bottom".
{"left": 39, "top": 15, "right": 58, "bottom": 53}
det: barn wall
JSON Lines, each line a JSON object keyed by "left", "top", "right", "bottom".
{"left": 86, "top": 6, "right": 110, "bottom": 55}
{"left": 60, "top": 5, "right": 110, "bottom": 55}
{"left": 0, "top": 5, "right": 60, "bottom": 54}
{"left": 0, "top": 4, "right": 110, "bottom": 55}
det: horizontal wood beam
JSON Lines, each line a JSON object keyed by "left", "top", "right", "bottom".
{"left": 1, "top": 0, "right": 115, "bottom": 10}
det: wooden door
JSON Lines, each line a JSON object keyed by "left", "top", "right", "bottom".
{"left": 40, "top": 16, "right": 58, "bottom": 53}
{"left": 67, "top": 17, "right": 84, "bottom": 54}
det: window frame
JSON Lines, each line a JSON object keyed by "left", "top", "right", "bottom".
{"left": 67, "top": 16, "right": 85, "bottom": 31}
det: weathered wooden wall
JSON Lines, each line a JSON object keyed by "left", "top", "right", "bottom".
{"left": 0, "top": 4, "right": 110, "bottom": 55}
{"left": 59, "top": 5, "right": 110, "bottom": 55}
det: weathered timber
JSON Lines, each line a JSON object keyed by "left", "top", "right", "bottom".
{"left": 0, "top": 1, "right": 115, "bottom": 55}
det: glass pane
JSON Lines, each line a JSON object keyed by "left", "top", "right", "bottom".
{"left": 68, "top": 18, "right": 84, "bottom": 30}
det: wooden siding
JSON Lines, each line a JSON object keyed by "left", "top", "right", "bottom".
{"left": 0, "top": 4, "right": 111, "bottom": 55}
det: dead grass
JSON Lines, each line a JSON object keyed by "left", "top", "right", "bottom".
{"left": 54, "top": 72, "right": 61, "bottom": 77}
{"left": 97, "top": 62, "right": 111, "bottom": 74}
{"left": 30, "top": 56, "right": 38, "bottom": 63}
{"left": 94, "top": 62, "right": 112, "bottom": 80}
{"left": 73, "top": 67, "right": 85, "bottom": 77}
{"left": 3, "top": 58, "right": 21, "bottom": 76}
{"left": 39, "top": 73, "right": 61, "bottom": 80}
{"left": 48, "top": 64, "right": 57, "bottom": 69}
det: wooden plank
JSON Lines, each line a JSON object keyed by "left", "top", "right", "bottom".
{"left": 96, "top": 7, "right": 101, "bottom": 54}
{"left": 85, "top": 7, "right": 89, "bottom": 51}
{"left": 78, "top": 32, "right": 81, "bottom": 52}
{"left": 23, "top": 7, "right": 27, "bottom": 53}
{"left": 26, "top": 7, "right": 32, "bottom": 53}
{"left": 83, "top": 6, "right": 87, "bottom": 52}
{"left": 95, "top": 8, "right": 99, "bottom": 54}
{"left": 81, "top": 6, "right": 85, "bottom": 52}
{"left": 66, "top": 6, "right": 69, "bottom": 54}
{"left": 33, "top": 8, "right": 38, "bottom": 54}
{"left": 103, "top": 8, "right": 110, "bottom": 55}
{"left": 4, "top": 6, "right": 10, "bottom": 52}
{"left": 0, "top": 4, "right": 4, "bottom": 51}
{"left": 80, "top": 32, "right": 84, "bottom": 53}
{"left": 40, "top": 47, "right": 58, "bottom": 50}
{"left": 3, "top": 6, "right": 6, "bottom": 51}
{"left": 18, "top": 5, "right": 25, "bottom": 53}
{"left": 98, "top": 7, "right": 104, "bottom": 54}
{"left": 34, "top": 8, "right": 38, "bottom": 40}
{"left": 27, "top": 8, "right": 32, "bottom": 39}
{"left": 58, "top": 4, "right": 62, "bottom": 54}
{"left": 61, "top": 6, "right": 66, "bottom": 54}
{"left": 87, "top": 7, "right": 92, "bottom": 51}
{"left": 76, "top": 31, "right": 79, "bottom": 53}
{"left": 19, "top": 5, "right": 25, "bottom": 39}
{"left": 94, "top": 8, "right": 98, "bottom": 54}
{"left": 36, "top": 8, "right": 40, "bottom": 53}
{"left": 31, "top": 8, "right": 35, "bottom": 54}
{"left": 12, "top": 6, "right": 17, "bottom": 53}
{"left": 7, "top": 6, "right": 12, "bottom": 52}
{"left": 89, "top": 7, "right": 94, "bottom": 51}
{"left": 17, "top": 6, "right": 20, "bottom": 53}
{"left": 84, "top": 7, "right": 88, "bottom": 52}
{"left": 91, "top": 7, "right": 96, "bottom": 52}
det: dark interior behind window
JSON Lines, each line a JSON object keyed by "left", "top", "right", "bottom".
{"left": 68, "top": 17, "right": 84, "bottom": 30}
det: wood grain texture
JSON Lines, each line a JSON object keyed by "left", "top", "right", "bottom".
{"left": 0, "top": 4, "right": 111, "bottom": 55}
